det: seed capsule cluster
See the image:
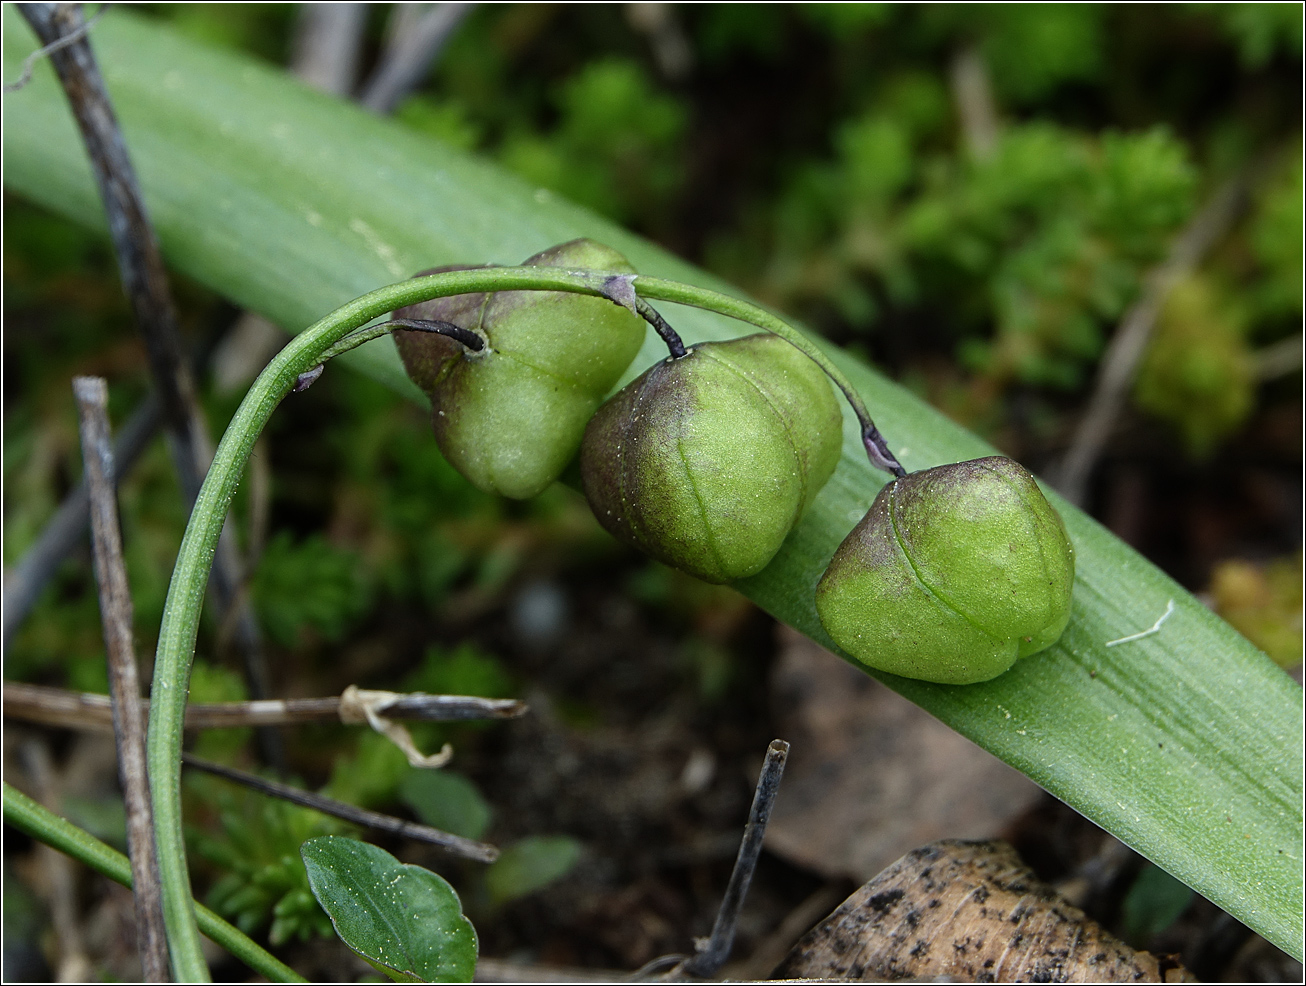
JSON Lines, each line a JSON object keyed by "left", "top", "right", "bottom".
{"left": 395, "top": 240, "right": 1075, "bottom": 684}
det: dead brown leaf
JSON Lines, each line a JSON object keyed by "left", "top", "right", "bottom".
{"left": 773, "top": 840, "right": 1195, "bottom": 983}
{"left": 765, "top": 627, "right": 1043, "bottom": 881}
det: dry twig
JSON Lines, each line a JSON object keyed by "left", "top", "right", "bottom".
{"left": 4, "top": 681, "right": 526, "bottom": 732}
{"left": 681, "top": 739, "right": 791, "bottom": 979}
{"left": 291, "top": 3, "right": 368, "bottom": 97}
{"left": 73, "top": 377, "right": 169, "bottom": 981}
{"left": 17, "top": 2, "right": 283, "bottom": 767}
{"left": 181, "top": 753, "right": 500, "bottom": 863}
{"left": 18, "top": 740, "right": 93, "bottom": 983}
{"left": 2, "top": 395, "right": 159, "bottom": 651}
{"left": 950, "top": 44, "right": 999, "bottom": 161}
{"left": 359, "top": 2, "right": 476, "bottom": 114}
{"left": 1053, "top": 168, "right": 1255, "bottom": 505}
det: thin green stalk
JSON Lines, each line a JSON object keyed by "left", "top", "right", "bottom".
{"left": 634, "top": 277, "right": 907, "bottom": 476}
{"left": 2, "top": 783, "right": 305, "bottom": 983}
{"left": 148, "top": 266, "right": 822, "bottom": 978}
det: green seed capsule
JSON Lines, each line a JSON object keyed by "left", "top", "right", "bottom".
{"left": 393, "top": 239, "right": 646, "bottom": 499}
{"left": 581, "top": 333, "right": 843, "bottom": 584}
{"left": 816, "top": 456, "right": 1075, "bottom": 684}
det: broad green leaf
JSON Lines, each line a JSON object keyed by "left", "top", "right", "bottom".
{"left": 300, "top": 836, "right": 476, "bottom": 983}
{"left": 485, "top": 835, "right": 584, "bottom": 906}
{"left": 400, "top": 770, "right": 492, "bottom": 842}
{"left": 4, "top": 10, "right": 1301, "bottom": 957}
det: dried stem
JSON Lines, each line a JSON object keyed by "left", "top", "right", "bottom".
{"left": 19, "top": 740, "right": 92, "bottom": 982}
{"left": 19, "top": 2, "right": 204, "bottom": 503}
{"left": 17, "top": 1, "right": 284, "bottom": 770}
{"left": 73, "top": 377, "right": 170, "bottom": 982}
{"left": 4, "top": 681, "right": 526, "bottom": 732}
{"left": 181, "top": 753, "right": 500, "bottom": 863}
{"left": 290, "top": 3, "right": 367, "bottom": 97}
{"left": 636, "top": 298, "right": 689, "bottom": 360}
{"left": 2, "top": 0, "right": 108, "bottom": 93}
{"left": 2, "top": 394, "right": 159, "bottom": 651}
{"left": 294, "top": 318, "right": 486, "bottom": 390}
{"left": 682, "top": 739, "right": 791, "bottom": 978}
{"left": 1054, "top": 168, "right": 1255, "bottom": 505}
{"left": 950, "top": 43, "right": 999, "bottom": 161}
{"left": 359, "top": 2, "right": 476, "bottom": 114}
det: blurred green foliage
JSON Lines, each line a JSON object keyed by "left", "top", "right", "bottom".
{"left": 484, "top": 834, "right": 583, "bottom": 908}
{"left": 498, "top": 57, "right": 686, "bottom": 228}
{"left": 404, "top": 642, "right": 516, "bottom": 700}
{"left": 1210, "top": 553, "right": 1304, "bottom": 669}
{"left": 423, "top": 3, "right": 1301, "bottom": 444}
{"left": 1120, "top": 862, "right": 1195, "bottom": 946}
{"left": 1250, "top": 150, "right": 1304, "bottom": 321}
{"left": 400, "top": 769, "right": 493, "bottom": 841}
{"left": 252, "top": 532, "right": 372, "bottom": 647}
{"left": 1135, "top": 273, "right": 1253, "bottom": 457}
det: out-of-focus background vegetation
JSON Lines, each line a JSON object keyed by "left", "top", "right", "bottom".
{"left": 3, "top": 4, "right": 1301, "bottom": 981}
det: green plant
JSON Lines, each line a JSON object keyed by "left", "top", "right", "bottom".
{"left": 251, "top": 531, "right": 372, "bottom": 647}
{"left": 302, "top": 836, "right": 477, "bottom": 983}
{"left": 1120, "top": 862, "right": 1194, "bottom": 947}
{"left": 189, "top": 783, "right": 338, "bottom": 945}
{"left": 4, "top": 8, "right": 1300, "bottom": 976}
{"left": 498, "top": 58, "right": 686, "bottom": 232}
{"left": 400, "top": 770, "right": 492, "bottom": 841}
{"left": 581, "top": 332, "right": 843, "bottom": 583}
{"left": 816, "top": 456, "right": 1074, "bottom": 684}
{"left": 2, "top": 783, "right": 304, "bottom": 983}
{"left": 393, "top": 239, "right": 646, "bottom": 499}
{"left": 484, "top": 835, "right": 583, "bottom": 908}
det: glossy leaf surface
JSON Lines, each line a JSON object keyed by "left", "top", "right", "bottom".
{"left": 301, "top": 837, "right": 476, "bottom": 983}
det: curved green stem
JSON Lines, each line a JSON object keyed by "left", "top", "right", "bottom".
{"left": 148, "top": 267, "right": 615, "bottom": 979}
{"left": 146, "top": 266, "right": 900, "bottom": 976}
{"left": 633, "top": 277, "right": 907, "bottom": 477}
{"left": 2, "top": 783, "right": 305, "bottom": 983}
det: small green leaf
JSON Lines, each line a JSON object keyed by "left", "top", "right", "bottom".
{"left": 399, "top": 771, "right": 492, "bottom": 842}
{"left": 1121, "top": 863, "right": 1194, "bottom": 946}
{"left": 485, "top": 835, "right": 582, "bottom": 906}
{"left": 301, "top": 837, "right": 477, "bottom": 983}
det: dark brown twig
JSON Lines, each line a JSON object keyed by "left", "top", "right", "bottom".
{"left": 72, "top": 377, "right": 170, "bottom": 982}
{"left": 19, "top": 3, "right": 205, "bottom": 504}
{"left": 681, "top": 739, "right": 790, "bottom": 978}
{"left": 2, "top": 394, "right": 160, "bottom": 652}
{"left": 3, "top": 681, "right": 527, "bottom": 733}
{"left": 2, "top": 0, "right": 108, "bottom": 93}
{"left": 180, "top": 753, "right": 500, "bottom": 863}
{"left": 635, "top": 298, "right": 689, "bottom": 360}
{"left": 1053, "top": 168, "right": 1256, "bottom": 505}
{"left": 17, "top": 2, "right": 283, "bottom": 768}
